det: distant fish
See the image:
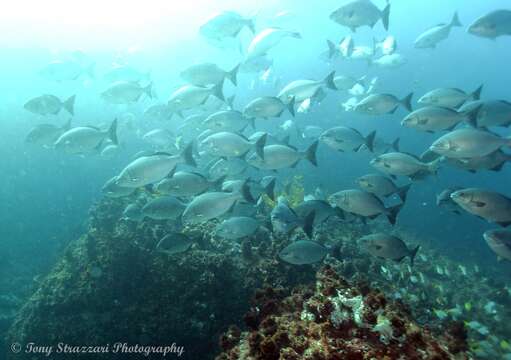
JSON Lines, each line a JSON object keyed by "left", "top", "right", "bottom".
{"left": 156, "top": 233, "right": 194, "bottom": 255}
{"left": 483, "top": 229, "right": 511, "bottom": 261}
{"left": 168, "top": 84, "right": 224, "bottom": 113}
{"left": 155, "top": 171, "right": 223, "bottom": 197}
{"left": 329, "top": 0, "right": 390, "bottom": 32}
{"left": 332, "top": 75, "right": 365, "bottom": 91}
{"left": 278, "top": 71, "right": 337, "bottom": 104}
{"left": 144, "top": 104, "right": 173, "bottom": 121}
{"left": 24, "top": 94, "right": 75, "bottom": 116}
{"left": 374, "top": 35, "right": 397, "bottom": 55}
{"left": 244, "top": 96, "right": 295, "bottom": 119}
{"left": 329, "top": 189, "right": 403, "bottom": 225}
{"left": 418, "top": 85, "right": 482, "bottom": 109}
{"left": 279, "top": 240, "right": 337, "bottom": 265}
{"left": 203, "top": 110, "right": 253, "bottom": 132}
{"left": 247, "top": 141, "right": 318, "bottom": 170}
{"left": 436, "top": 187, "right": 463, "bottom": 214}
{"left": 215, "top": 216, "right": 261, "bottom": 240}
{"left": 200, "top": 131, "right": 266, "bottom": 159}
{"left": 401, "top": 106, "right": 469, "bottom": 133}
{"left": 354, "top": 93, "right": 413, "bottom": 115}
{"left": 450, "top": 188, "right": 511, "bottom": 227}
{"left": 54, "top": 119, "right": 117, "bottom": 155}
{"left": 369, "top": 53, "right": 406, "bottom": 68}
{"left": 294, "top": 200, "right": 342, "bottom": 225}
{"left": 460, "top": 100, "right": 511, "bottom": 129}
{"left": 25, "top": 119, "right": 71, "bottom": 148}
{"left": 142, "top": 129, "right": 175, "bottom": 148}
{"left": 40, "top": 59, "right": 94, "bottom": 82}
{"left": 444, "top": 150, "right": 511, "bottom": 173}
{"left": 468, "top": 10, "right": 511, "bottom": 39}
{"left": 101, "top": 81, "right": 152, "bottom": 104}
{"left": 102, "top": 176, "right": 136, "bottom": 198}
{"left": 180, "top": 62, "right": 239, "bottom": 86}
{"left": 208, "top": 157, "right": 248, "bottom": 179}
{"left": 122, "top": 203, "right": 144, "bottom": 222}
{"left": 359, "top": 233, "right": 420, "bottom": 265}
{"left": 142, "top": 196, "right": 186, "bottom": 220}
{"left": 414, "top": 12, "right": 462, "bottom": 49}
{"left": 246, "top": 28, "right": 301, "bottom": 59}
{"left": 319, "top": 126, "right": 376, "bottom": 152}
{"left": 356, "top": 174, "right": 411, "bottom": 202}
{"left": 199, "top": 11, "right": 255, "bottom": 41}
{"left": 104, "top": 64, "right": 150, "bottom": 83}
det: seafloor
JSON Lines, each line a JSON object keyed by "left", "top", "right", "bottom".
{"left": 1, "top": 182, "right": 510, "bottom": 359}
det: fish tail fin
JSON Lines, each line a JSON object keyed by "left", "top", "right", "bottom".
{"left": 85, "top": 62, "right": 95, "bottom": 79}
{"left": 450, "top": 12, "right": 462, "bottom": 27}
{"left": 410, "top": 245, "right": 421, "bottom": 266}
{"left": 254, "top": 133, "right": 267, "bottom": 159}
{"left": 428, "top": 158, "right": 442, "bottom": 175}
{"left": 323, "top": 70, "right": 337, "bottom": 90}
{"left": 326, "top": 39, "right": 337, "bottom": 59}
{"left": 471, "top": 84, "right": 483, "bottom": 100}
{"left": 386, "top": 203, "right": 403, "bottom": 225}
{"left": 400, "top": 92, "right": 413, "bottom": 112}
{"left": 240, "top": 179, "right": 256, "bottom": 204}
{"left": 304, "top": 140, "right": 319, "bottom": 166}
{"left": 143, "top": 83, "right": 153, "bottom": 99}
{"left": 63, "top": 94, "right": 76, "bottom": 115}
{"left": 62, "top": 118, "right": 72, "bottom": 131}
{"left": 107, "top": 118, "right": 118, "bottom": 145}
{"left": 397, "top": 183, "right": 412, "bottom": 203}
{"left": 365, "top": 130, "right": 377, "bottom": 152}
{"left": 287, "top": 96, "right": 296, "bottom": 117}
{"left": 226, "top": 64, "right": 239, "bottom": 86}
{"left": 381, "top": 4, "right": 391, "bottom": 31}
{"left": 212, "top": 82, "right": 225, "bottom": 102}
{"left": 302, "top": 210, "right": 315, "bottom": 238}
{"left": 464, "top": 104, "right": 483, "bottom": 127}
{"left": 181, "top": 142, "right": 197, "bottom": 167}
{"left": 264, "top": 178, "right": 276, "bottom": 201}
{"left": 391, "top": 137, "right": 400, "bottom": 152}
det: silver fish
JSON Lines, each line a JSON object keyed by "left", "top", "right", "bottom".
{"left": 54, "top": 119, "right": 117, "bottom": 155}
{"left": 483, "top": 229, "right": 511, "bottom": 261}
{"left": 247, "top": 141, "right": 318, "bottom": 170}
{"left": 180, "top": 63, "right": 239, "bottom": 86}
{"left": 444, "top": 150, "right": 511, "bottom": 173}
{"left": 330, "top": 0, "right": 390, "bottom": 32}
{"left": 360, "top": 233, "right": 420, "bottom": 265}
{"left": 451, "top": 188, "right": 511, "bottom": 227}
{"left": 104, "top": 65, "right": 150, "bottom": 83}
{"left": 102, "top": 176, "right": 136, "bottom": 198}
{"left": 24, "top": 94, "right": 75, "bottom": 116}
{"left": 199, "top": 11, "right": 254, "bottom": 41}
{"left": 247, "top": 28, "right": 301, "bottom": 59}
{"left": 203, "top": 110, "right": 253, "bottom": 132}
{"left": 142, "top": 129, "right": 174, "bottom": 148}
{"left": 142, "top": 196, "right": 186, "bottom": 220}
{"left": 462, "top": 100, "right": 511, "bottom": 128}
{"left": 418, "top": 85, "right": 482, "bottom": 108}
{"left": 371, "top": 152, "right": 440, "bottom": 180}
{"left": 277, "top": 71, "right": 337, "bottom": 103}
{"left": 430, "top": 128, "right": 511, "bottom": 159}
{"left": 200, "top": 131, "right": 266, "bottom": 159}
{"left": 168, "top": 84, "right": 224, "bottom": 113}
{"left": 355, "top": 93, "right": 413, "bottom": 115}
{"left": 243, "top": 96, "right": 295, "bottom": 119}
{"left": 468, "top": 10, "right": 511, "bottom": 39}
{"left": 40, "top": 59, "right": 94, "bottom": 82}
{"left": 271, "top": 197, "right": 315, "bottom": 238}
{"left": 156, "top": 233, "right": 194, "bottom": 255}
{"left": 319, "top": 126, "right": 376, "bottom": 152}
{"left": 25, "top": 119, "right": 71, "bottom": 148}
{"left": 436, "top": 187, "right": 463, "bottom": 214}
{"left": 101, "top": 81, "right": 152, "bottom": 104}
{"left": 122, "top": 204, "right": 144, "bottom": 222}
{"left": 329, "top": 189, "right": 402, "bottom": 225}
{"left": 356, "top": 174, "right": 410, "bottom": 202}
{"left": 279, "top": 240, "right": 334, "bottom": 265}
{"left": 401, "top": 106, "right": 467, "bottom": 133}
{"left": 414, "top": 12, "right": 462, "bottom": 49}
{"left": 215, "top": 216, "right": 261, "bottom": 239}
{"left": 155, "top": 171, "right": 223, "bottom": 197}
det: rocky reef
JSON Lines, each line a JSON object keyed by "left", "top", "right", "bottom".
{"left": 216, "top": 265, "right": 469, "bottom": 360}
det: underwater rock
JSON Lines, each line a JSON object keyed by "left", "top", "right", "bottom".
{"left": 216, "top": 265, "right": 469, "bottom": 359}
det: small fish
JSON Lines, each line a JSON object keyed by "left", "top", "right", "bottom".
{"left": 462, "top": 100, "right": 511, "bottom": 129}
{"left": 359, "top": 233, "right": 420, "bottom": 265}
{"left": 357, "top": 174, "right": 411, "bottom": 202}
{"left": 155, "top": 171, "right": 223, "bottom": 197}
{"left": 278, "top": 71, "right": 337, "bottom": 104}
{"left": 332, "top": 75, "right": 365, "bottom": 91}
{"left": 168, "top": 84, "right": 224, "bottom": 113}
{"left": 100, "top": 144, "right": 121, "bottom": 159}
{"left": 101, "top": 81, "right": 152, "bottom": 104}
{"left": 144, "top": 104, "right": 173, "bottom": 121}
{"left": 483, "top": 229, "right": 511, "bottom": 261}
{"left": 451, "top": 188, "right": 511, "bottom": 227}
{"left": 355, "top": 93, "right": 413, "bottom": 115}
{"left": 319, "top": 126, "right": 376, "bottom": 152}
{"left": 199, "top": 11, "right": 254, "bottom": 41}
{"left": 371, "top": 152, "right": 440, "bottom": 180}
{"left": 418, "top": 85, "right": 483, "bottom": 108}
{"left": 200, "top": 131, "right": 266, "bottom": 159}
{"left": 208, "top": 157, "right": 248, "bottom": 178}
{"left": 203, "top": 110, "right": 253, "bottom": 132}
{"left": 115, "top": 143, "right": 196, "bottom": 188}
{"left": 414, "top": 12, "right": 462, "bottom": 49}
{"left": 25, "top": 119, "right": 71, "bottom": 148}
{"left": 215, "top": 216, "right": 261, "bottom": 239}
{"left": 329, "top": 189, "right": 403, "bottom": 225}
{"left": 436, "top": 187, "right": 463, "bottom": 214}
{"left": 122, "top": 204, "right": 144, "bottom": 222}
{"left": 247, "top": 28, "right": 301, "bottom": 59}
{"left": 329, "top": 0, "right": 390, "bottom": 32}
{"left": 141, "top": 196, "right": 186, "bottom": 220}
{"left": 294, "top": 200, "right": 342, "bottom": 225}
{"left": 102, "top": 176, "right": 136, "bottom": 198}
{"left": 156, "top": 233, "right": 194, "bottom": 255}
{"left": 24, "top": 94, "right": 75, "bottom": 116}
{"left": 247, "top": 141, "right": 318, "bottom": 170}
{"left": 430, "top": 128, "right": 511, "bottom": 159}
{"left": 444, "top": 150, "right": 511, "bottom": 173}
{"left": 401, "top": 106, "right": 467, "bottom": 133}
{"left": 369, "top": 54, "right": 406, "bottom": 68}
{"left": 180, "top": 62, "right": 239, "bottom": 86}
{"left": 54, "top": 119, "right": 118, "bottom": 155}
{"left": 279, "top": 240, "right": 336, "bottom": 265}
{"left": 142, "top": 129, "right": 174, "bottom": 148}
{"left": 271, "top": 197, "right": 315, "bottom": 238}
{"left": 243, "top": 96, "right": 295, "bottom": 119}
{"left": 181, "top": 181, "right": 254, "bottom": 224}
{"left": 468, "top": 9, "right": 511, "bottom": 39}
